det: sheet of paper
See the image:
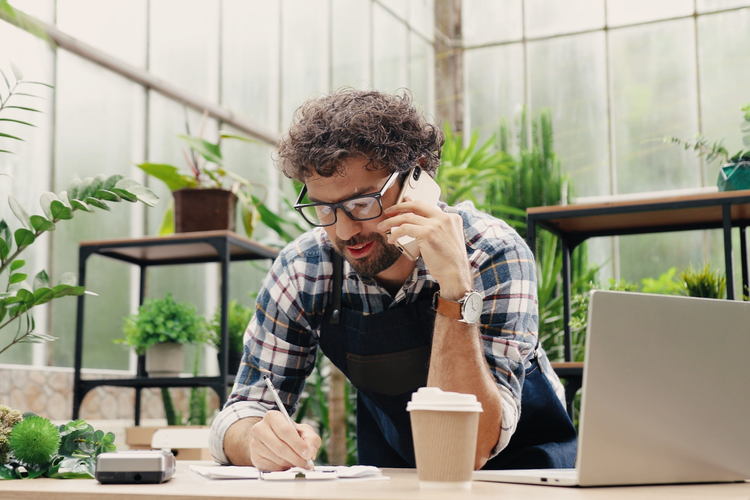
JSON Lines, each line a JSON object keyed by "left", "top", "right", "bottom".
{"left": 188, "top": 464, "right": 261, "bottom": 479}
{"left": 189, "top": 464, "right": 384, "bottom": 481}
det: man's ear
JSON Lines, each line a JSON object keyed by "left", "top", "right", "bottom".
{"left": 418, "top": 156, "right": 425, "bottom": 167}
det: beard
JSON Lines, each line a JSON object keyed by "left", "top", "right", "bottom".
{"left": 333, "top": 231, "right": 403, "bottom": 278}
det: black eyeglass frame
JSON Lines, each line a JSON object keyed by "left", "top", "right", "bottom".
{"left": 293, "top": 171, "right": 401, "bottom": 227}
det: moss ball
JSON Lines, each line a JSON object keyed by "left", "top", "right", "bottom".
{"left": 8, "top": 416, "right": 61, "bottom": 466}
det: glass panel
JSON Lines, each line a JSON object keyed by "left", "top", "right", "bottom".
{"left": 281, "top": 0, "right": 329, "bottom": 130}
{"left": 697, "top": 0, "right": 750, "bottom": 12}
{"left": 697, "top": 8, "right": 750, "bottom": 185}
{"left": 618, "top": 231, "right": 706, "bottom": 288}
{"left": 47, "top": 1, "right": 147, "bottom": 369}
{"left": 524, "top": 0, "right": 605, "bottom": 39}
{"left": 409, "top": 33, "right": 435, "bottom": 117}
{"left": 409, "top": 0, "right": 435, "bottom": 40}
{"left": 528, "top": 32, "right": 610, "bottom": 198}
{"left": 462, "top": 0, "right": 523, "bottom": 46}
{"left": 0, "top": 0, "right": 54, "bottom": 364}
{"left": 606, "top": 0, "right": 693, "bottom": 27}
{"left": 373, "top": 3, "right": 408, "bottom": 93}
{"left": 463, "top": 43, "right": 525, "bottom": 146}
{"left": 222, "top": 0, "right": 280, "bottom": 127}
{"left": 609, "top": 19, "right": 701, "bottom": 194}
{"left": 332, "top": 0, "right": 371, "bottom": 90}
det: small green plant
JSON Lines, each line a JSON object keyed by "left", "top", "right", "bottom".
{"left": 1, "top": 414, "right": 116, "bottom": 480}
{"left": 8, "top": 415, "right": 60, "bottom": 467}
{"left": 118, "top": 293, "right": 209, "bottom": 355}
{"left": 664, "top": 102, "right": 750, "bottom": 166}
{"left": 640, "top": 267, "right": 685, "bottom": 296}
{"left": 0, "top": 405, "right": 22, "bottom": 464}
{"left": 679, "top": 263, "right": 726, "bottom": 299}
{"left": 208, "top": 300, "right": 253, "bottom": 354}
{"left": 137, "top": 118, "right": 304, "bottom": 243}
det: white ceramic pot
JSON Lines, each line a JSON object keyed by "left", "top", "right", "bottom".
{"left": 145, "top": 342, "right": 185, "bottom": 377}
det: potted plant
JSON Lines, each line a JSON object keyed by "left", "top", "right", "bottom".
{"left": 665, "top": 102, "right": 750, "bottom": 191}
{"left": 118, "top": 293, "right": 209, "bottom": 377}
{"left": 208, "top": 299, "right": 253, "bottom": 375}
{"left": 136, "top": 120, "right": 302, "bottom": 242}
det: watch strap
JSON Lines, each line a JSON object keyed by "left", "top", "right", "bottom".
{"left": 432, "top": 291, "right": 463, "bottom": 320}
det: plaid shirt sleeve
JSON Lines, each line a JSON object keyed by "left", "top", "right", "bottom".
{"left": 460, "top": 203, "right": 560, "bottom": 458}
{"left": 210, "top": 236, "right": 326, "bottom": 464}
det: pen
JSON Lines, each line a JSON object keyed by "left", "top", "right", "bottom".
{"left": 262, "top": 374, "right": 316, "bottom": 470}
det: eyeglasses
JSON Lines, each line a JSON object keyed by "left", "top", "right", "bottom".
{"left": 294, "top": 171, "right": 400, "bottom": 227}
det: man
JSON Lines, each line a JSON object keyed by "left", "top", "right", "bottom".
{"left": 209, "top": 89, "right": 576, "bottom": 471}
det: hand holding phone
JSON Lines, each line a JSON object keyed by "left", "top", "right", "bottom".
{"left": 392, "top": 166, "right": 441, "bottom": 261}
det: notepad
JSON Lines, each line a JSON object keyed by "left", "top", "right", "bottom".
{"left": 189, "top": 464, "right": 383, "bottom": 481}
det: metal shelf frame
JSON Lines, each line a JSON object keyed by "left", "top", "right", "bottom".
{"left": 71, "top": 230, "right": 278, "bottom": 424}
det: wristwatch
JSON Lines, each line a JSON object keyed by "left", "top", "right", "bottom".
{"left": 432, "top": 290, "right": 483, "bottom": 324}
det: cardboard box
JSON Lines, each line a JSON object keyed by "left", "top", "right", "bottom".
{"left": 125, "top": 426, "right": 212, "bottom": 461}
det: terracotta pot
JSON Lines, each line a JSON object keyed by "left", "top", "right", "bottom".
{"left": 173, "top": 188, "right": 237, "bottom": 233}
{"left": 145, "top": 342, "right": 185, "bottom": 377}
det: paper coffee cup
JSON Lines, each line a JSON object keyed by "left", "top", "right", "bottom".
{"left": 407, "top": 387, "right": 483, "bottom": 489}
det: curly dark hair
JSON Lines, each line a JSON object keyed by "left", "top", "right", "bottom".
{"left": 276, "top": 88, "right": 444, "bottom": 181}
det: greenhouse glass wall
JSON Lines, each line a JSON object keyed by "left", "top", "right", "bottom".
{"left": 1, "top": 0, "right": 749, "bottom": 374}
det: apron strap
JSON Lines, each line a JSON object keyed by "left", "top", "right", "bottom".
{"left": 330, "top": 252, "right": 343, "bottom": 324}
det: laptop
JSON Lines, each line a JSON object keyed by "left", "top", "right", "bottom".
{"left": 473, "top": 290, "right": 750, "bottom": 487}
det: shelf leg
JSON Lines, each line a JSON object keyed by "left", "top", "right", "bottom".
{"left": 722, "top": 205, "right": 735, "bottom": 300}
{"left": 562, "top": 239, "right": 572, "bottom": 362}
{"left": 73, "top": 246, "right": 95, "bottom": 420}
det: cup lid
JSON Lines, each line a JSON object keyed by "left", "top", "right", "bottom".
{"left": 406, "top": 387, "right": 483, "bottom": 412}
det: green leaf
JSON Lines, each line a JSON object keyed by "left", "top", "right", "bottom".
{"left": 58, "top": 272, "right": 77, "bottom": 286}
{"left": 102, "top": 174, "right": 123, "bottom": 191}
{"left": 10, "top": 259, "right": 25, "bottom": 271}
{"left": 178, "top": 135, "right": 223, "bottom": 165}
{"left": 33, "top": 287, "right": 55, "bottom": 306}
{"left": 14, "top": 228, "right": 35, "bottom": 248}
{"left": 33, "top": 270, "right": 50, "bottom": 290}
{"left": 74, "top": 177, "right": 93, "bottom": 200}
{"left": 0, "top": 239, "right": 9, "bottom": 261}
{"left": 158, "top": 200, "right": 175, "bottom": 235}
{"left": 0, "top": 132, "right": 24, "bottom": 141}
{"left": 0, "top": 219, "right": 10, "bottom": 245}
{"left": 40, "top": 192, "right": 58, "bottom": 220}
{"left": 127, "top": 185, "right": 159, "bottom": 207}
{"left": 9, "top": 61, "right": 23, "bottom": 80}
{"left": 50, "top": 200, "right": 74, "bottom": 220}
{"left": 84, "top": 197, "right": 110, "bottom": 211}
{"left": 9, "top": 273, "right": 27, "bottom": 284}
{"left": 30, "top": 215, "right": 55, "bottom": 232}
{"left": 70, "top": 199, "right": 93, "bottom": 213}
{"left": 114, "top": 178, "right": 140, "bottom": 190}
{"left": 0, "top": 67, "right": 10, "bottom": 92}
{"left": 52, "top": 284, "right": 85, "bottom": 298}
{"left": 219, "top": 130, "right": 259, "bottom": 144}
{"left": 136, "top": 163, "right": 196, "bottom": 191}
{"left": 16, "top": 288, "right": 35, "bottom": 307}
{"left": 8, "top": 195, "right": 32, "bottom": 229}
{"left": 67, "top": 178, "right": 83, "bottom": 200}
{"left": 95, "top": 189, "right": 121, "bottom": 202}
{"left": 18, "top": 81, "right": 54, "bottom": 89}
{"left": 110, "top": 188, "right": 138, "bottom": 202}
{"left": 3, "top": 106, "right": 40, "bottom": 113}
{"left": 0, "top": 118, "right": 36, "bottom": 127}
{"left": 58, "top": 190, "right": 71, "bottom": 207}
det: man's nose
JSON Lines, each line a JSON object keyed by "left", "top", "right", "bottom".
{"left": 334, "top": 210, "right": 362, "bottom": 241}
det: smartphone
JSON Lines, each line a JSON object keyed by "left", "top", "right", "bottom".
{"left": 392, "top": 166, "right": 442, "bottom": 261}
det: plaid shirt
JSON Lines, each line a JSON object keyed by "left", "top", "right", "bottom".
{"left": 209, "top": 201, "right": 565, "bottom": 464}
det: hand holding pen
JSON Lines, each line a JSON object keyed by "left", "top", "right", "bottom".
{"left": 263, "top": 374, "right": 316, "bottom": 470}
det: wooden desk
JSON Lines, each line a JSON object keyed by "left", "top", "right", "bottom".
{"left": 0, "top": 462, "right": 748, "bottom": 500}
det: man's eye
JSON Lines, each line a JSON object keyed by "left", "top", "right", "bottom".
{"left": 317, "top": 206, "right": 333, "bottom": 215}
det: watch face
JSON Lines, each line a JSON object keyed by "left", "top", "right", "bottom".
{"left": 462, "top": 292, "right": 483, "bottom": 323}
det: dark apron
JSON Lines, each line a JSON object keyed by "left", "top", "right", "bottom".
{"left": 317, "top": 252, "right": 577, "bottom": 469}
